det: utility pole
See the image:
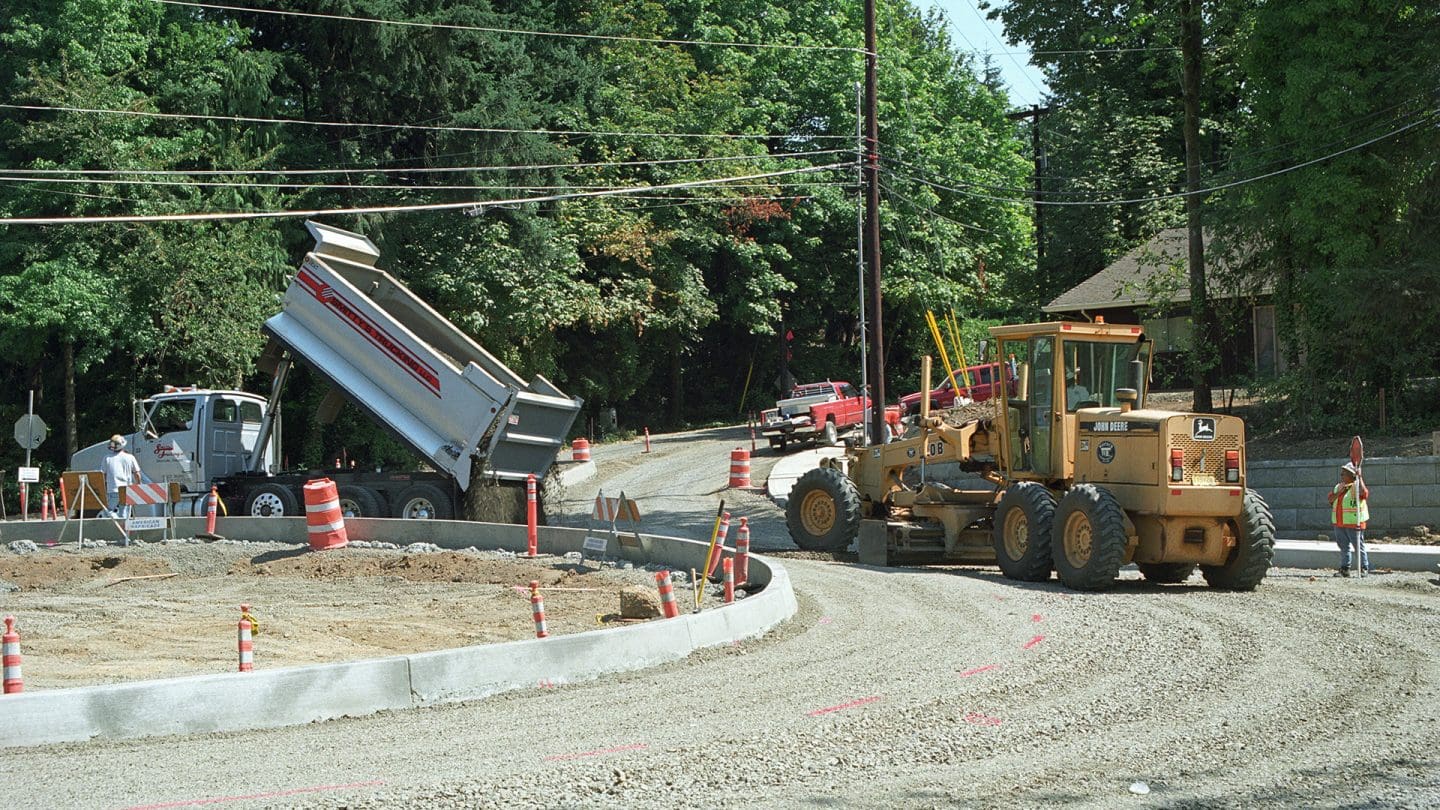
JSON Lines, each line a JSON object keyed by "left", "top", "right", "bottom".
{"left": 1006, "top": 105, "right": 1051, "bottom": 291}
{"left": 854, "top": 81, "right": 869, "bottom": 445}
{"left": 1180, "top": 0, "right": 1214, "bottom": 412}
{"left": 863, "top": 0, "right": 886, "bottom": 446}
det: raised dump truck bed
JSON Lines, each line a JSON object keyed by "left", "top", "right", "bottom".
{"left": 263, "top": 222, "right": 582, "bottom": 489}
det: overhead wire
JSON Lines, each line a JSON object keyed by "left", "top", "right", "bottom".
{"left": 150, "top": 0, "right": 867, "bottom": 54}
{"left": 0, "top": 162, "right": 851, "bottom": 225}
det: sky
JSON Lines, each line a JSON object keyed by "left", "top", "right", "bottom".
{"left": 927, "top": 0, "right": 1050, "bottom": 109}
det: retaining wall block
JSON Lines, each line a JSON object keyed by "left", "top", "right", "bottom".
{"left": 1379, "top": 459, "right": 1440, "bottom": 486}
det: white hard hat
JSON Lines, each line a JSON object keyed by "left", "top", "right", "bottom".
{"left": 109, "top": 434, "right": 127, "bottom": 449}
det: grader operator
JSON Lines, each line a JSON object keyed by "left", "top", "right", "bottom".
{"left": 785, "top": 321, "right": 1275, "bottom": 591}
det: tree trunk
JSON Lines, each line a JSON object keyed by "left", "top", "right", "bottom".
{"left": 64, "top": 339, "right": 78, "bottom": 457}
{"left": 668, "top": 334, "right": 682, "bottom": 428}
{"left": 1181, "top": 0, "right": 1215, "bottom": 413}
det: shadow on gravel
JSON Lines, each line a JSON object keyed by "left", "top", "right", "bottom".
{"left": 248, "top": 547, "right": 310, "bottom": 566}
{"left": 1165, "top": 755, "right": 1439, "bottom": 808}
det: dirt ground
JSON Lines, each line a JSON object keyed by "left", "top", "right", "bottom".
{"left": 0, "top": 542, "right": 718, "bottom": 689}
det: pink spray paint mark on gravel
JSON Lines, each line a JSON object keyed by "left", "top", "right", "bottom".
{"left": 124, "top": 780, "right": 386, "bottom": 809}
{"left": 963, "top": 712, "right": 1003, "bottom": 726}
{"left": 959, "top": 664, "right": 999, "bottom": 677}
{"left": 543, "top": 743, "right": 649, "bottom": 762}
{"left": 1022, "top": 634, "right": 1046, "bottom": 649}
{"left": 807, "top": 695, "right": 882, "bottom": 717}
{"left": 1031, "top": 613, "right": 1044, "bottom": 622}
{"left": 817, "top": 616, "right": 834, "bottom": 625}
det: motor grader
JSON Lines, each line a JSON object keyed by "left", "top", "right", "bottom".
{"left": 785, "top": 321, "right": 1275, "bottom": 591}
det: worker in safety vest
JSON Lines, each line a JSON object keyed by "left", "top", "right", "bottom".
{"left": 1327, "top": 461, "right": 1370, "bottom": 577}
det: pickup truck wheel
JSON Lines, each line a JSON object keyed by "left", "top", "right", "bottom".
{"left": 785, "top": 467, "right": 861, "bottom": 551}
{"left": 822, "top": 420, "right": 839, "bottom": 447}
{"left": 245, "top": 483, "right": 298, "bottom": 518}
{"left": 992, "top": 482, "right": 1055, "bottom": 582}
{"left": 1201, "top": 489, "right": 1276, "bottom": 591}
{"left": 338, "top": 485, "right": 384, "bottom": 518}
{"left": 770, "top": 437, "right": 788, "bottom": 453}
{"left": 1052, "top": 484, "right": 1128, "bottom": 591}
{"left": 395, "top": 483, "right": 454, "bottom": 520}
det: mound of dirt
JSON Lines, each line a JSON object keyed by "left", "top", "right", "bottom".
{"left": 2, "top": 554, "right": 172, "bottom": 590}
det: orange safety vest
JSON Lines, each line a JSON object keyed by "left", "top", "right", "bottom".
{"left": 1331, "top": 482, "right": 1370, "bottom": 529}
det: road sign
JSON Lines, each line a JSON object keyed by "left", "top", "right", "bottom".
{"left": 17, "top": 466, "right": 39, "bottom": 483}
{"left": 126, "top": 516, "right": 167, "bottom": 531}
{"left": 13, "top": 414, "right": 48, "bottom": 450}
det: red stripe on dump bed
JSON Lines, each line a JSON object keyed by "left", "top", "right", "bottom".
{"left": 297, "top": 266, "right": 441, "bottom": 398}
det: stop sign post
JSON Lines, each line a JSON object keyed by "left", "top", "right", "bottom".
{"left": 13, "top": 391, "right": 48, "bottom": 520}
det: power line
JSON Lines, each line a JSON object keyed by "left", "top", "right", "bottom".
{"left": 0, "top": 162, "right": 849, "bottom": 225}
{"left": 0, "top": 174, "right": 849, "bottom": 192}
{"left": 878, "top": 110, "right": 1438, "bottom": 206}
{"left": 955, "top": 0, "right": 1048, "bottom": 103}
{"left": 0, "top": 103, "right": 852, "bottom": 142}
{"left": 151, "top": 0, "right": 867, "bottom": 55}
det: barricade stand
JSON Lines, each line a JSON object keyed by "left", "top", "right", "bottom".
{"left": 530, "top": 581, "right": 549, "bottom": 638}
{"left": 723, "top": 558, "right": 735, "bottom": 604}
{"left": 2, "top": 616, "right": 21, "bottom": 694}
{"left": 122, "top": 482, "right": 182, "bottom": 542}
{"left": 654, "top": 571, "right": 680, "bottom": 619}
{"left": 58, "top": 471, "right": 122, "bottom": 548}
{"left": 728, "top": 448, "right": 751, "bottom": 489}
{"left": 237, "top": 605, "right": 254, "bottom": 672}
{"left": 586, "top": 490, "right": 643, "bottom": 567}
{"left": 735, "top": 516, "right": 751, "bottom": 588}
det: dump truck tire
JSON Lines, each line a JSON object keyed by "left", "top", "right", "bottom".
{"left": 338, "top": 485, "right": 384, "bottom": 518}
{"left": 1052, "top": 484, "right": 1128, "bottom": 591}
{"left": 786, "top": 467, "right": 861, "bottom": 551}
{"left": 395, "top": 483, "right": 455, "bottom": 520}
{"left": 1138, "top": 562, "right": 1196, "bottom": 584}
{"left": 1201, "top": 489, "right": 1276, "bottom": 591}
{"left": 245, "top": 483, "right": 298, "bottom": 517}
{"left": 992, "top": 482, "right": 1056, "bottom": 582}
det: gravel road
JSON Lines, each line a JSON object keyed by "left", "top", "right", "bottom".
{"left": 10, "top": 425, "right": 1439, "bottom": 808}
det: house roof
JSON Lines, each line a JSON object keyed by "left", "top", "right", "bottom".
{"left": 1043, "top": 228, "right": 1269, "bottom": 313}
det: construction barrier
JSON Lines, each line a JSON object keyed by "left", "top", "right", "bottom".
{"left": 40, "top": 489, "right": 49, "bottom": 521}
{"left": 655, "top": 571, "right": 679, "bottom": 619}
{"left": 237, "top": 606, "right": 254, "bottom": 673}
{"left": 723, "top": 558, "right": 735, "bottom": 604}
{"left": 2, "top": 616, "right": 21, "bottom": 694}
{"left": 706, "top": 512, "right": 732, "bottom": 578}
{"left": 302, "top": 478, "right": 348, "bottom": 551}
{"left": 571, "top": 438, "right": 591, "bottom": 463}
{"left": 205, "top": 486, "right": 219, "bottom": 535}
{"left": 643, "top": 427, "right": 651, "bottom": 454}
{"left": 735, "top": 516, "right": 750, "bottom": 587}
{"left": 526, "top": 474, "right": 538, "bottom": 558}
{"left": 530, "top": 580, "right": 548, "bottom": 638}
{"left": 728, "top": 447, "right": 751, "bottom": 489}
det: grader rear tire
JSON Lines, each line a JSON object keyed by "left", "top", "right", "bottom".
{"left": 1202, "top": 489, "right": 1276, "bottom": 591}
{"left": 992, "top": 483, "right": 1056, "bottom": 582}
{"left": 1052, "top": 484, "right": 1128, "bottom": 591}
{"left": 786, "top": 467, "right": 862, "bottom": 551}
{"left": 1138, "top": 562, "right": 1196, "bottom": 584}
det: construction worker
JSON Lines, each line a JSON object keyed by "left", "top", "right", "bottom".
{"left": 102, "top": 434, "right": 143, "bottom": 519}
{"left": 1065, "top": 367, "right": 1092, "bottom": 410}
{"left": 1328, "top": 461, "right": 1371, "bottom": 577}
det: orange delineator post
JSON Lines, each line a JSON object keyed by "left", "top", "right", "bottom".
{"left": 735, "top": 516, "right": 751, "bottom": 587}
{"left": 205, "top": 486, "right": 219, "bottom": 535}
{"left": 237, "top": 606, "right": 254, "bottom": 673}
{"left": 3, "top": 616, "right": 22, "bottom": 694}
{"left": 723, "top": 558, "right": 735, "bottom": 604}
{"left": 526, "top": 474, "right": 538, "bottom": 558}
{"left": 655, "top": 571, "right": 679, "bottom": 618}
{"left": 40, "top": 489, "right": 49, "bottom": 521}
{"left": 705, "top": 512, "right": 732, "bottom": 578}
{"left": 530, "top": 580, "right": 548, "bottom": 638}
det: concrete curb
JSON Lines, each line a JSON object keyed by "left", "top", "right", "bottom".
{"left": 766, "top": 446, "right": 846, "bottom": 505}
{"left": 1274, "top": 538, "right": 1440, "bottom": 573}
{"left": 0, "top": 517, "right": 796, "bottom": 749}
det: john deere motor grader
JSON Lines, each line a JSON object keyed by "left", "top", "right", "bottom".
{"left": 785, "top": 321, "right": 1276, "bottom": 591}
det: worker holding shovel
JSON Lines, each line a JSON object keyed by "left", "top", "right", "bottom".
{"left": 1328, "top": 461, "right": 1371, "bottom": 577}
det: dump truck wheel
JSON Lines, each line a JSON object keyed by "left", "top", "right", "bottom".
{"left": 395, "top": 483, "right": 455, "bottom": 520}
{"left": 338, "top": 485, "right": 383, "bottom": 518}
{"left": 992, "top": 482, "right": 1055, "bottom": 582}
{"left": 1138, "top": 562, "right": 1196, "bottom": 584}
{"left": 1052, "top": 484, "right": 1128, "bottom": 591}
{"left": 770, "top": 437, "right": 788, "bottom": 453}
{"left": 786, "top": 467, "right": 861, "bottom": 551}
{"left": 1201, "top": 489, "right": 1276, "bottom": 591}
{"left": 245, "top": 483, "right": 297, "bottom": 517}
{"left": 822, "top": 420, "right": 839, "bottom": 447}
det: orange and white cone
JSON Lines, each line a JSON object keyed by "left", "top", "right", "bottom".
{"left": 237, "top": 605, "right": 254, "bottom": 673}
{"left": 723, "top": 558, "right": 735, "bottom": 604}
{"left": 530, "top": 580, "right": 549, "bottom": 638}
{"left": 3, "top": 616, "right": 21, "bottom": 694}
{"left": 735, "top": 517, "right": 751, "bottom": 588}
{"left": 655, "top": 571, "right": 679, "bottom": 619}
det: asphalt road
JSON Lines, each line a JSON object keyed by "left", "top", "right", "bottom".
{"left": 9, "top": 425, "right": 1439, "bottom": 809}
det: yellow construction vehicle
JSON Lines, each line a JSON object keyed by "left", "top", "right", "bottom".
{"left": 785, "top": 321, "right": 1275, "bottom": 590}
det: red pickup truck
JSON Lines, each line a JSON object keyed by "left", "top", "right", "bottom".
{"left": 761, "top": 381, "right": 901, "bottom": 451}
{"left": 897, "top": 362, "right": 1015, "bottom": 416}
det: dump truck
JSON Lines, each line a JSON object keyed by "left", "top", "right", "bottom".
{"left": 71, "top": 222, "right": 583, "bottom": 520}
{"left": 785, "top": 321, "right": 1275, "bottom": 591}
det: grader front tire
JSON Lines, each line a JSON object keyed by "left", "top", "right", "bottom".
{"left": 992, "top": 483, "right": 1056, "bottom": 582}
{"left": 785, "top": 467, "right": 862, "bottom": 551}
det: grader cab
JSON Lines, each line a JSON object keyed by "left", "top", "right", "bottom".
{"left": 785, "top": 321, "right": 1275, "bottom": 591}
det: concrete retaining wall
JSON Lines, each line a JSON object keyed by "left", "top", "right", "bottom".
{"left": 1249, "top": 456, "right": 1440, "bottom": 534}
{"left": 0, "top": 517, "right": 794, "bottom": 748}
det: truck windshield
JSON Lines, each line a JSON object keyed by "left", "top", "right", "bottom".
{"left": 148, "top": 398, "right": 197, "bottom": 433}
{"left": 1062, "top": 341, "right": 1146, "bottom": 412}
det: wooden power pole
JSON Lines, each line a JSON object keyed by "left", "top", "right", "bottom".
{"left": 1180, "top": 0, "right": 1215, "bottom": 412}
{"left": 864, "top": 0, "right": 886, "bottom": 445}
